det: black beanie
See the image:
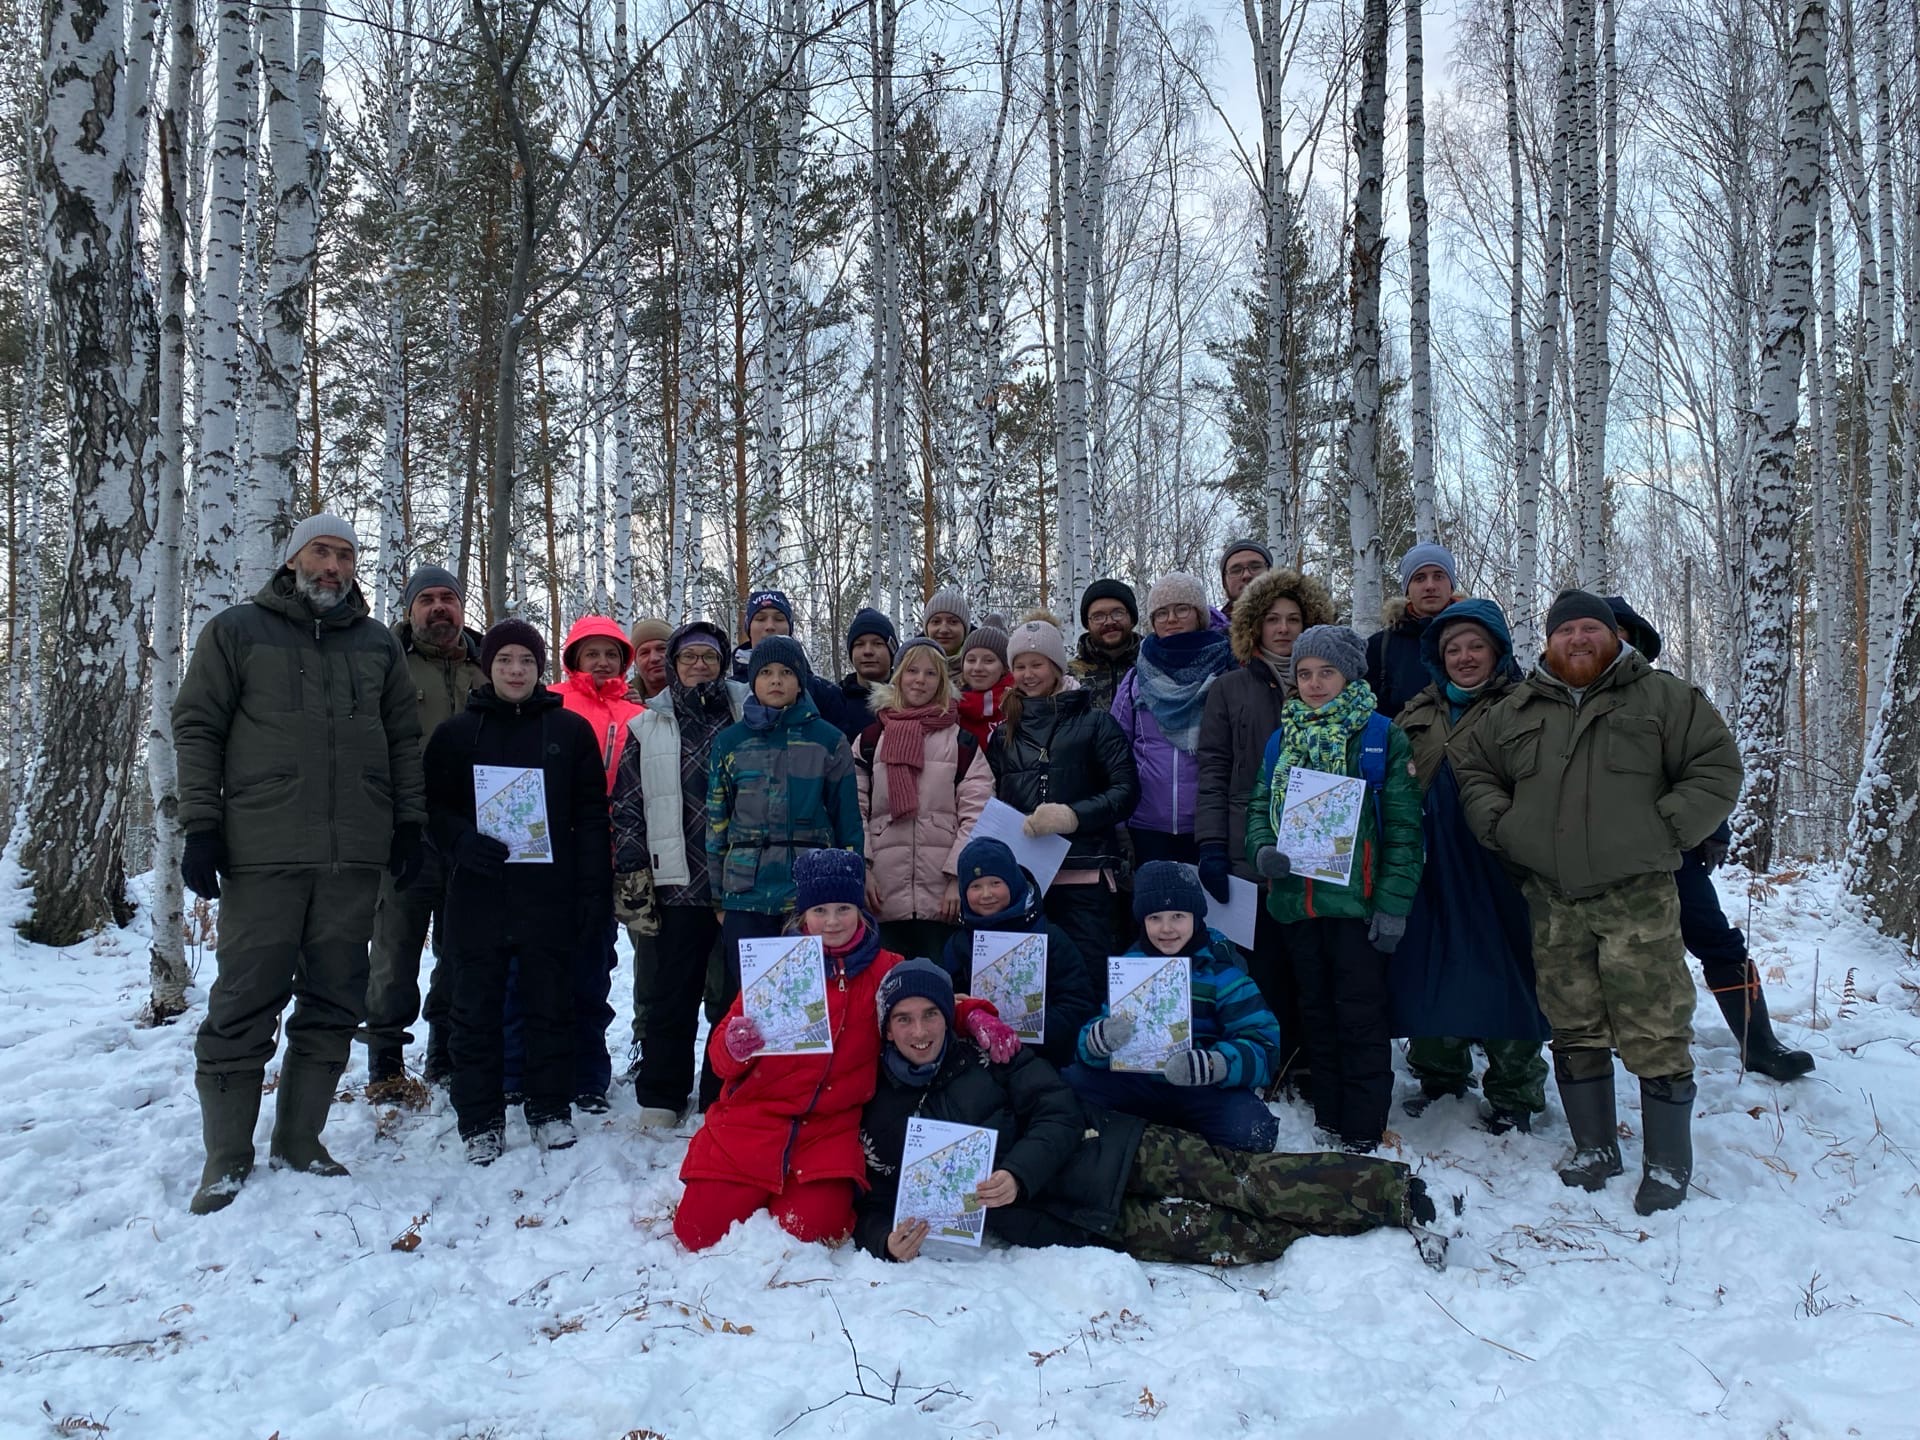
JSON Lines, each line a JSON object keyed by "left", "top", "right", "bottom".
{"left": 876, "top": 956, "right": 957, "bottom": 1031}
{"left": 1543, "top": 588, "right": 1618, "bottom": 640}
{"left": 1080, "top": 578, "right": 1139, "bottom": 627}
{"left": 479, "top": 618, "right": 548, "bottom": 677}
{"left": 1131, "top": 860, "right": 1208, "bottom": 924}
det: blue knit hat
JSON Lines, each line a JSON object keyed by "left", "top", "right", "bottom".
{"left": 1398, "top": 543, "right": 1458, "bottom": 592}
{"left": 958, "top": 838, "right": 1026, "bottom": 899}
{"left": 745, "top": 588, "right": 795, "bottom": 629}
{"left": 1132, "top": 860, "right": 1208, "bottom": 925}
{"left": 794, "top": 847, "right": 865, "bottom": 912}
{"left": 845, "top": 606, "right": 898, "bottom": 659}
{"left": 747, "top": 634, "right": 812, "bottom": 688}
{"left": 876, "top": 956, "right": 956, "bottom": 1030}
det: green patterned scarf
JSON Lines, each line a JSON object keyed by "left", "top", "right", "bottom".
{"left": 1266, "top": 679, "right": 1379, "bottom": 836}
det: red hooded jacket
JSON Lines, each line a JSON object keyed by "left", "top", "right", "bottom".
{"left": 551, "top": 615, "right": 642, "bottom": 792}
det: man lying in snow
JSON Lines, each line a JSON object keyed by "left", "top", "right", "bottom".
{"left": 854, "top": 958, "right": 1449, "bottom": 1268}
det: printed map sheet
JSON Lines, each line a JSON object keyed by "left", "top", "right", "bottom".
{"left": 893, "top": 1118, "right": 998, "bottom": 1247}
{"left": 1107, "top": 955, "right": 1192, "bottom": 1073}
{"left": 1275, "top": 766, "right": 1366, "bottom": 887}
{"left": 473, "top": 765, "right": 553, "bottom": 864}
{"left": 738, "top": 936, "right": 832, "bottom": 1056}
{"left": 970, "top": 931, "right": 1049, "bottom": 1043}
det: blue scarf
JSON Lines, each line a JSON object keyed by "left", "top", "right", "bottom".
{"left": 883, "top": 1037, "right": 948, "bottom": 1087}
{"left": 1133, "top": 628, "right": 1235, "bottom": 753}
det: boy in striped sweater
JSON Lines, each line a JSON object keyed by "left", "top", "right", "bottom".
{"left": 1061, "top": 861, "right": 1282, "bottom": 1152}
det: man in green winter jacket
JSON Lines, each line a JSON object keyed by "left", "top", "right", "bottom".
{"left": 172, "top": 513, "right": 427, "bottom": 1215}
{"left": 362, "top": 565, "right": 486, "bottom": 1092}
{"left": 1453, "top": 588, "right": 1741, "bottom": 1218}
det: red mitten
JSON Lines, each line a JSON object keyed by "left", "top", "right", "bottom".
{"left": 965, "top": 1008, "right": 1022, "bottom": 1064}
{"left": 722, "top": 1015, "right": 765, "bottom": 1063}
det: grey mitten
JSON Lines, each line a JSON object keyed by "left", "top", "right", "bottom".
{"left": 1163, "top": 1049, "right": 1230, "bottom": 1087}
{"left": 1255, "top": 846, "right": 1292, "bottom": 880}
{"left": 1368, "top": 911, "right": 1408, "bottom": 954}
{"left": 1082, "top": 1012, "right": 1136, "bottom": 1059}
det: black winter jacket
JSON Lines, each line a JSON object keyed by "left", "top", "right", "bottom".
{"left": 854, "top": 1044, "right": 1147, "bottom": 1258}
{"left": 1194, "top": 658, "right": 1290, "bottom": 881}
{"left": 985, "top": 689, "right": 1140, "bottom": 872}
{"left": 939, "top": 878, "right": 1101, "bottom": 1070}
{"left": 423, "top": 684, "right": 613, "bottom": 953}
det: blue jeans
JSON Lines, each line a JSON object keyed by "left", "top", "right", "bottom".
{"left": 1061, "top": 1063, "right": 1279, "bottom": 1152}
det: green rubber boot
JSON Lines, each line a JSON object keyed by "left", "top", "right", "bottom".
{"left": 268, "top": 1058, "right": 350, "bottom": 1177}
{"left": 190, "top": 1071, "right": 263, "bottom": 1215}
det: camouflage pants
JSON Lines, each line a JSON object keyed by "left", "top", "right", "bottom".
{"left": 1407, "top": 1036, "right": 1548, "bottom": 1114}
{"left": 1111, "top": 1124, "right": 1412, "bottom": 1265}
{"left": 1522, "top": 872, "right": 1695, "bottom": 1079}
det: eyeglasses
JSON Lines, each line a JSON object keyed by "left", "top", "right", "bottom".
{"left": 1152, "top": 604, "right": 1199, "bottom": 622}
{"left": 1225, "top": 562, "right": 1267, "bottom": 581}
{"left": 676, "top": 650, "right": 722, "bottom": 668}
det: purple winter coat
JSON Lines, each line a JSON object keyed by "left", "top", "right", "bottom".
{"left": 1111, "top": 668, "right": 1195, "bottom": 837}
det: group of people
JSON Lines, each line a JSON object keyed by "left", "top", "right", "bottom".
{"left": 171, "top": 511, "right": 1813, "bottom": 1263}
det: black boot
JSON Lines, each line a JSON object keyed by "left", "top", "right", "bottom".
{"left": 1634, "top": 1074, "right": 1696, "bottom": 1215}
{"left": 422, "top": 1027, "right": 452, "bottom": 1087}
{"left": 366, "top": 1046, "right": 406, "bottom": 1096}
{"left": 1714, "top": 975, "right": 1814, "bottom": 1082}
{"left": 269, "top": 1058, "right": 351, "bottom": 1177}
{"left": 1555, "top": 1070, "right": 1624, "bottom": 1192}
{"left": 190, "top": 1071, "right": 263, "bottom": 1215}
{"left": 1402, "top": 1082, "right": 1469, "bottom": 1118}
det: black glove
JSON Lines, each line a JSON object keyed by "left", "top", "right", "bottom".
{"left": 452, "top": 828, "right": 510, "bottom": 876}
{"left": 181, "top": 829, "right": 225, "bottom": 900}
{"left": 1197, "top": 844, "right": 1233, "bottom": 904}
{"left": 388, "top": 822, "right": 424, "bottom": 889}
{"left": 1700, "top": 837, "right": 1730, "bottom": 873}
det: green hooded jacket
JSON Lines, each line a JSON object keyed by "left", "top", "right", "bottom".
{"left": 1450, "top": 647, "right": 1740, "bottom": 899}
{"left": 392, "top": 617, "right": 486, "bottom": 755}
{"left": 173, "top": 570, "right": 426, "bottom": 871}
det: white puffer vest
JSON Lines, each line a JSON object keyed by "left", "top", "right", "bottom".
{"left": 625, "top": 681, "right": 745, "bottom": 885}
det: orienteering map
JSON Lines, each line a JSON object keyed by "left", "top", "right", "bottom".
{"left": 893, "top": 1118, "right": 998, "bottom": 1247}
{"left": 1107, "top": 955, "right": 1192, "bottom": 1073}
{"left": 1275, "top": 766, "right": 1366, "bottom": 886}
{"left": 970, "top": 931, "right": 1049, "bottom": 1043}
{"left": 738, "top": 936, "right": 833, "bottom": 1056}
{"left": 473, "top": 765, "right": 553, "bottom": 864}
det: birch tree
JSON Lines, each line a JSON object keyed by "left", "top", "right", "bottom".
{"left": 1730, "top": 0, "right": 1827, "bottom": 873}
{"left": 245, "top": 0, "right": 327, "bottom": 571}
{"left": 1345, "top": 0, "right": 1389, "bottom": 626}
{"left": 28, "top": 0, "right": 158, "bottom": 945}
{"left": 1406, "top": 0, "right": 1436, "bottom": 544}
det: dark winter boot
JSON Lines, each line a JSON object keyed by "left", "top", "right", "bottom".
{"left": 1634, "top": 1074, "right": 1696, "bottom": 1215}
{"left": 1402, "top": 1082, "right": 1470, "bottom": 1118}
{"left": 269, "top": 1058, "right": 351, "bottom": 1177}
{"left": 1480, "top": 1104, "right": 1533, "bottom": 1136}
{"left": 1554, "top": 1070, "right": 1624, "bottom": 1192}
{"left": 190, "top": 1071, "right": 263, "bottom": 1215}
{"left": 1714, "top": 977, "right": 1814, "bottom": 1082}
{"left": 422, "top": 1027, "right": 452, "bottom": 1088}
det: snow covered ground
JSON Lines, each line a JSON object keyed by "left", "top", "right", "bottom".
{"left": 2, "top": 856, "right": 1916, "bottom": 1440}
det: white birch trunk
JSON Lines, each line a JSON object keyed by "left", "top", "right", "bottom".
{"left": 608, "top": 0, "right": 635, "bottom": 618}
{"left": 149, "top": 0, "right": 195, "bottom": 1016}
{"left": 757, "top": 0, "right": 806, "bottom": 583}
{"left": 1730, "top": 0, "right": 1827, "bottom": 873}
{"left": 189, "top": 0, "right": 254, "bottom": 640}
{"left": 1505, "top": 0, "right": 1526, "bottom": 616}
{"left": 1406, "top": 0, "right": 1436, "bottom": 545}
{"left": 30, "top": 0, "right": 159, "bottom": 946}
{"left": 246, "top": 0, "right": 325, "bottom": 569}
{"left": 1513, "top": 0, "right": 1580, "bottom": 661}
{"left": 668, "top": 66, "right": 708, "bottom": 622}
{"left": 1863, "top": 0, "right": 1898, "bottom": 728}
{"left": 966, "top": 1, "right": 1021, "bottom": 609}
{"left": 1345, "top": 0, "right": 1389, "bottom": 627}
{"left": 375, "top": 9, "right": 414, "bottom": 619}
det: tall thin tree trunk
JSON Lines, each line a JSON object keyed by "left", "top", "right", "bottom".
{"left": 1345, "top": 0, "right": 1389, "bottom": 627}
{"left": 376, "top": 8, "right": 414, "bottom": 618}
{"left": 1730, "top": 0, "right": 1827, "bottom": 872}
{"left": 1406, "top": 0, "right": 1435, "bottom": 544}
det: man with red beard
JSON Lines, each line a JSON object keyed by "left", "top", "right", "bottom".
{"left": 1454, "top": 588, "right": 1740, "bottom": 1218}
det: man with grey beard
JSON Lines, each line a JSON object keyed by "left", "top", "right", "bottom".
{"left": 173, "top": 512, "right": 426, "bottom": 1214}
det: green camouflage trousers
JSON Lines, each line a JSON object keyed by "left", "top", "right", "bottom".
{"left": 1407, "top": 1036, "right": 1548, "bottom": 1114}
{"left": 1111, "top": 1124, "right": 1412, "bottom": 1265}
{"left": 1522, "top": 871, "right": 1695, "bottom": 1079}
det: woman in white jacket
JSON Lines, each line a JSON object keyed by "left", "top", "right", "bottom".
{"left": 610, "top": 620, "right": 745, "bottom": 1124}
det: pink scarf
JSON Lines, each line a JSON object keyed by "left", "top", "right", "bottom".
{"left": 877, "top": 703, "right": 957, "bottom": 820}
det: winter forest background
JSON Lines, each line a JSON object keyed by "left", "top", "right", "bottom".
{"left": 5, "top": 0, "right": 1919, "bottom": 1006}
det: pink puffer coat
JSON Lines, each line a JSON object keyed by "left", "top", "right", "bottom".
{"left": 855, "top": 713, "right": 995, "bottom": 922}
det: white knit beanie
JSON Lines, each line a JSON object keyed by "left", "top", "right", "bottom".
{"left": 1143, "top": 572, "right": 1209, "bottom": 622}
{"left": 1006, "top": 619, "right": 1069, "bottom": 674}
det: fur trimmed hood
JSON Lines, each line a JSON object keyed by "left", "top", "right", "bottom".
{"left": 1229, "top": 568, "right": 1337, "bottom": 664}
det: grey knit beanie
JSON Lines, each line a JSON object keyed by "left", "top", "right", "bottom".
{"left": 1292, "top": 625, "right": 1367, "bottom": 684}
{"left": 1006, "top": 619, "right": 1069, "bottom": 675}
{"left": 923, "top": 586, "right": 972, "bottom": 631}
{"left": 284, "top": 511, "right": 358, "bottom": 564}
{"left": 1143, "top": 572, "right": 1210, "bottom": 624}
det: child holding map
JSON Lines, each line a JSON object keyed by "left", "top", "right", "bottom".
{"left": 858, "top": 957, "right": 1448, "bottom": 1268}
{"left": 1059, "top": 861, "right": 1283, "bottom": 1152}
{"left": 1244, "top": 625, "right": 1424, "bottom": 1152}
{"left": 939, "top": 838, "right": 1098, "bottom": 1068}
{"left": 422, "top": 619, "right": 612, "bottom": 1164}
{"left": 674, "top": 850, "right": 906, "bottom": 1250}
